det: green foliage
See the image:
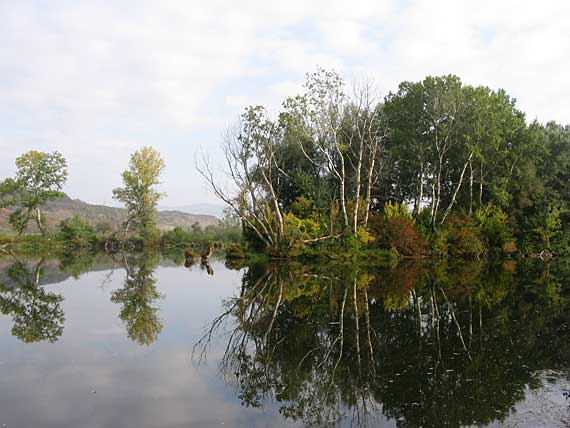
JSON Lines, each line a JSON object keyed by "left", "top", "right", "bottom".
{"left": 383, "top": 201, "right": 413, "bottom": 220}
{"left": 6, "top": 71, "right": 570, "bottom": 260}
{"left": 475, "top": 204, "right": 515, "bottom": 253}
{"left": 226, "top": 243, "right": 247, "bottom": 260}
{"left": 355, "top": 227, "right": 375, "bottom": 246}
{"left": 112, "top": 147, "right": 166, "bottom": 242}
{"left": 533, "top": 205, "right": 561, "bottom": 250}
{"left": 277, "top": 212, "right": 321, "bottom": 257}
{"left": 430, "top": 229, "right": 450, "bottom": 257}
{"left": 446, "top": 213, "right": 485, "bottom": 258}
{"left": 0, "top": 151, "right": 68, "bottom": 236}
{"left": 59, "top": 215, "right": 98, "bottom": 248}
{"left": 161, "top": 222, "right": 241, "bottom": 247}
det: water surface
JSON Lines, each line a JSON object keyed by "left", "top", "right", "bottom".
{"left": 0, "top": 253, "right": 569, "bottom": 427}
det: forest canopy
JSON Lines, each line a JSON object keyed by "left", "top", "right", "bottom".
{"left": 200, "top": 69, "right": 570, "bottom": 258}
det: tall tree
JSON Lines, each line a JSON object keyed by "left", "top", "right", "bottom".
{"left": 384, "top": 76, "right": 525, "bottom": 228}
{"left": 112, "top": 147, "right": 166, "bottom": 241}
{"left": 0, "top": 151, "right": 68, "bottom": 236}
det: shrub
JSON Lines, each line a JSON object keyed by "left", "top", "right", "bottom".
{"left": 226, "top": 243, "right": 246, "bottom": 260}
{"left": 384, "top": 201, "right": 413, "bottom": 220}
{"left": 369, "top": 213, "right": 427, "bottom": 256}
{"left": 59, "top": 215, "right": 98, "bottom": 248}
{"left": 446, "top": 213, "right": 484, "bottom": 258}
{"left": 275, "top": 212, "right": 322, "bottom": 257}
{"left": 475, "top": 203, "right": 515, "bottom": 253}
{"left": 430, "top": 229, "right": 449, "bottom": 257}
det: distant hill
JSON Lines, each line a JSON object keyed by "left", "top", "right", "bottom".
{"left": 157, "top": 203, "right": 225, "bottom": 217}
{"left": 0, "top": 195, "right": 220, "bottom": 234}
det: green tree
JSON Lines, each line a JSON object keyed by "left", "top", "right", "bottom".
{"left": 112, "top": 147, "right": 166, "bottom": 242}
{"left": 534, "top": 206, "right": 561, "bottom": 250}
{"left": 0, "top": 150, "right": 68, "bottom": 236}
{"left": 59, "top": 215, "right": 98, "bottom": 248}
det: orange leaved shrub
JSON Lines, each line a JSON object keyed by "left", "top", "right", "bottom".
{"left": 368, "top": 214, "right": 427, "bottom": 256}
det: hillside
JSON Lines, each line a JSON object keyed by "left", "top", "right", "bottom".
{"left": 0, "top": 195, "right": 220, "bottom": 234}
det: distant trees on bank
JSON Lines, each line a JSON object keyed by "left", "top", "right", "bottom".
{"left": 0, "top": 147, "right": 167, "bottom": 246}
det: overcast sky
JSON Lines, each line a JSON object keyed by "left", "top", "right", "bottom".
{"left": 1, "top": 0, "right": 569, "bottom": 207}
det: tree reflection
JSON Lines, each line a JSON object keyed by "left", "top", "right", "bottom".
{"left": 0, "top": 258, "right": 65, "bottom": 343}
{"left": 57, "top": 250, "right": 96, "bottom": 279}
{"left": 197, "top": 260, "right": 570, "bottom": 427}
{"left": 111, "top": 253, "right": 164, "bottom": 345}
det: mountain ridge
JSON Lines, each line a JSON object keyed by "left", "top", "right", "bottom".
{"left": 0, "top": 194, "right": 220, "bottom": 234}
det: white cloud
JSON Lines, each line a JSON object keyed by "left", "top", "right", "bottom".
{"left": 0, "top": 0, "right": 568, "bottom": 205}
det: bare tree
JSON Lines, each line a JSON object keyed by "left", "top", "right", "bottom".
{"left": 196, "top": 106, "right": 284, "bottom": 250}
{"left": 346, "top": 79, "right": 390, "bottom": 230}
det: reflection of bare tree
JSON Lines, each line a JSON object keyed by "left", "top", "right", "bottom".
{"left": 195, "top": 260, "right": 570, "bottom": 428}
{"left": 0, "top": 257, "right": 65, "bottom": 343}
{"left": 111, "top": 253, "right": 163, "bottom": 345}
{"left": 195, "top": 264, "right": 383, "bottom": 426}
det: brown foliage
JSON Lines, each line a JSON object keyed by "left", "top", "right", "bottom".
{"left": 368, "top": 214, "right": 427, "bottom": 256}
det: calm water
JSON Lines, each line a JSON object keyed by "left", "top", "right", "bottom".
{"left": 0, "top": 252, "right": 569, "bottom": 428}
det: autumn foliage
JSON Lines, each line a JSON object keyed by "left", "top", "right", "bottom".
{"left": 368, "top": 212, "right": 427, "bottom": 256}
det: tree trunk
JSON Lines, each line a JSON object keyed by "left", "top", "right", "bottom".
{"left": 440, "top": 151, "right": 474, "bottom": 226}
{"left": 469, "top": 159, "right": 474, "bottom": 214}
{"left": 352, "top": 142, "right": 364, "bottom": 234}
{"left": 35, "top": 207, "right": 45, "bottom": 237}
{"left": 363, "top": 154, "right": 376, "bottom": 226}
{"left": 413, "top": 162, "right": 424, "bottom": 218}
{"left": 479, "top": 161, "right": 483, "bottom": 207}
{"left": 430, "top": 181, "right": 437, "bottom": 230}
{"left": 431, "top": 157, "right": 443, "bottom": 230}
{"left": 340, "top": 161, "right": 349, "bottom": 229}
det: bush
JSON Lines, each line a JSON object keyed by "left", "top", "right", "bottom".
{"left": 430, "top": 229, "right": 449, "bottom": 257}
{"left": 369, "top": 213, "right": 427, "bottom": 256}
{"left": 384, "top": 201, "right": 413, "bottom": 220}
{"left": 226, "top": 243, "right": 246, "bottom": 260}
{"left": 162, "top": 223, "right": 242, "bottom": 247}
{"left": 446, "top": 213, "right": 484, "bottom": 258}
{"left": 273, "top": 212, "right": 322, "bottom": 257}
{"left": 475, "top": 203, "right": 515, "bottom": 253}
{"left": 59, "top": 215, "right": 98, "bottom": 248}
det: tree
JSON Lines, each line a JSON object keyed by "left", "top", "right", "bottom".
{"left": 112, "top": 147, "right": 166, "bottom": 242}
{"left": 0, "top": 150, "right": 68, "bottom": 236}
{"left": 197, "top": 106, "right": 288, "bottom": 250}
{"left": 383, "top": 76, "right": 525, "bottom": 229}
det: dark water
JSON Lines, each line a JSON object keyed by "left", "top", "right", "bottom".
{"left": 0, "top": 252, "right": 569, "bottom": 427}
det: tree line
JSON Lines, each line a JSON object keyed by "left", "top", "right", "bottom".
{"left": 199, "top": 68, "right": 570, "bottom": 258}
{"left": 2, "top": 69, "right": 569, "bottom": 258}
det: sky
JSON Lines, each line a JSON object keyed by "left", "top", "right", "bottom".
{"left": 1, "top": 0, "right": 569, "bottom": 207}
